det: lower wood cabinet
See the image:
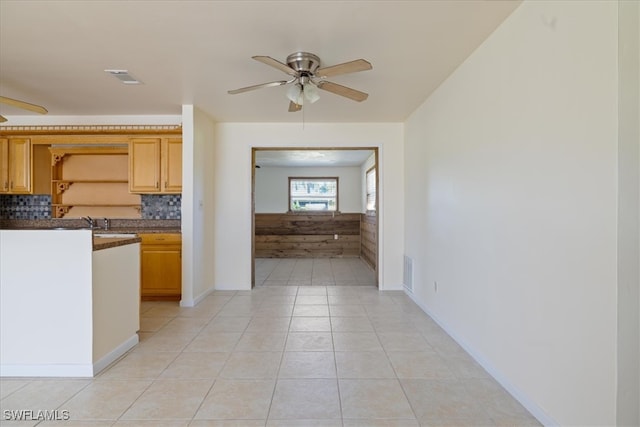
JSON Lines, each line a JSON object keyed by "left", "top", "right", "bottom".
{"left": 140, "top": 233, "right": 181, "bottom": 301}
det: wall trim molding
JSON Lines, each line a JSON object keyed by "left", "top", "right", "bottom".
{"left": 0, "top": 124, "right": 182, "bottom": 135}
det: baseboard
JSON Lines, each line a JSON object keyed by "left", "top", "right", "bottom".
{"left": 183, "top": 285, "right": 217, "bottom": 307}
{"left": 403, "top": 289, "right": 557, "bottom": 427}
{"left": 92, "top": 334, "right": 138, "bottom": 376}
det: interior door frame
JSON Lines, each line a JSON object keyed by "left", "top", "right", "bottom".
{"left": 251, "top": 146, "right": 379, "bottom": 288}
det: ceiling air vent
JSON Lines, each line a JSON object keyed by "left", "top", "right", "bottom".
{"left": 104, "top": 69, "right": 142, "bottom": 85}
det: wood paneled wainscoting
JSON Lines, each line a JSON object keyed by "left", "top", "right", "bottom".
{"left": 360, "top": 213, "right": 377, "bottom": 270}
{"left": 255, "top": 213, "right": 361, "bottom": 258}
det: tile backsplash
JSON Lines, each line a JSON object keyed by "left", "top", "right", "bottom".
{"left": 0, "top": 194, "right": 181, "bottom": 220}
{"left": 0, "top": 195, "right": 52, "bottom": 220}
{"left": 141, "top": 194, "right": 181, "bottom": 220}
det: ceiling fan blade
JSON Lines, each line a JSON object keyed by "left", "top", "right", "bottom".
{"left": 315, "top": 59, "right": 372, "bottom": 78}
{"left": 288, "top": 101, "right": 302, "bottom": 112}
{"left": 228, "top": 80, "right": 289, "bottom": 95}
{"left": 0, "top": 115, "right": 7, "bottom": 123}
{"left": 252, "top": 56, "right": 297, "bottom": 76}
{"left": 0, "top": 96, "right": 48, "bottom": 114}
{"left": 316, "top": 81, "right": 368, "bottom": 102}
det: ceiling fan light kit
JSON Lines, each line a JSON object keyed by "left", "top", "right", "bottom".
{"left": 228, "top": 51, "right": 372, "bottom": 112}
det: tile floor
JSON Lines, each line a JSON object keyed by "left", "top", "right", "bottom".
{"left": 0, "top": 259, "right": 541, "bottom": 427}
{"left": 255, "top": 258, "right": 377, "bottom": 287}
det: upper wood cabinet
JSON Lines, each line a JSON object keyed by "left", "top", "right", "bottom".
{"left": 0, "top": 138, "right": 32, "bottom": 194}
{"left": 129, "top": 137, "right": 182, "bottom": 194}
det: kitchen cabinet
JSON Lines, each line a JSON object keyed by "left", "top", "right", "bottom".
{"left": 140, "top": 233, "right": 181, "bottom": 300}
{"left": 129, "top": 137, "right": 182, "bottom": 194}
{"left": 0, "top": 137, "right": 31, "bottom": 194}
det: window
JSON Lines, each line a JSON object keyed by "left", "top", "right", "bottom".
{"left": 289, "top": 177, "right": 338, "bottom": 212}
{"left": 366, "top": 166, "right": 376, "bottom": 211}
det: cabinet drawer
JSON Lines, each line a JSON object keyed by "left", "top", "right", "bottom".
{"left": 139, "top": 233, "right": 181, "bottom": 244}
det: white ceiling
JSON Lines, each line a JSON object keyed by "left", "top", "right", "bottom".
{"left": 0, "top": 1, "right": 520, "bottom": 124}
{"left": 256, "top": 149, "right": 374, "bottom": 167}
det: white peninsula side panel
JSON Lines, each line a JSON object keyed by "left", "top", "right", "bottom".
{"left": 0, "top": 230, "right": 94, "bottom": 376}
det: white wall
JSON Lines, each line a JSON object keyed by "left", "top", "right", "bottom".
{"left": 617, "top": 0, "right": 640, "bottom": 424}
{"left": 181, "top": 106, "right": 216, "bottom": 306}
{"left": 255, "top": 166, "right": 362, "bottom": 213}
{"left": 213, "top": 123, "right": 404, "bottom": 290}
{"left": 404, "top": 2, "right": 618, "bottom": 426}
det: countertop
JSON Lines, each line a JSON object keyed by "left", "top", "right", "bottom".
{"left": 93, "top": 235, "right": 142, "bottom": 251}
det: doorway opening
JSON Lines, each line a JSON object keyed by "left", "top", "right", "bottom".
{"left": 251, "top": 147, "right": 379, "bottom": 288}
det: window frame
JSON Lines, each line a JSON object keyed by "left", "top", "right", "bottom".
{"left": 366, "top": 165, "right": 376, "bottom": 212}
{"left": 288, "top": 176, "right": 339, "bottom": 213}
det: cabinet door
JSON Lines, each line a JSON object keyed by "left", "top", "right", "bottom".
{"left": 140, "top": 245, "right": 182, "bottom": 298}
{"left": 140, "top": 234, "right": 182, "bottom": 300}
{"left": 129, "top": 138, "right": 160, "bottom": 193}
{"left": 162, "top": 138, "right": 182, "bottom": 193}
{"left": 0, "top": 138, "right": 8, "bottom": 193}
{"left": 8, "top": 138, "right": 31, "bottom": 193}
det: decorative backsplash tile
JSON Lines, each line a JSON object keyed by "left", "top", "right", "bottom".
{"left": 0, "top": 194, "right": 182, "bottom": 220}
{"left": 141, "top": 194, "right": 181, "bottom": 220}
{"left": 0, "top": 195, "right": 52, "bottom": 220}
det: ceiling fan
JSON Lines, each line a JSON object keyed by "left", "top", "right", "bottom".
{"left": 0, "top": 96, "right": 48, "bottom": 122}
{"left": 228, "top": 52, "right": 372, "bottom": 112}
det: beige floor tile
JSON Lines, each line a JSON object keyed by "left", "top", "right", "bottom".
{"left": 278, "top": 352, "right": 336, "bottom": 378}
{"left": 254, "top": 305, "right": 294, "bottom": 317}
{"left": 289, "top": 317, "right": 331, "bottom": 332}
{"left": 339, "top": 379, "right": 415, "bottom": 419}
{"left": 333, "top": 332, "right": 382, "bottom": 351}
{"left": 285, "top": 332, "right": 334, "bottom": 351}
{"left": 61, "top": 380, "right": 151, "bottom": 420}
{"left": 400, "top": 379, "right": 493, "bottom": 422}
{"left": 377, "top": 332, "right": 432, "bottom": 352}
{"left": 330, "top": 317, "right": 374, "bottom": 332}
{"left": 203, "top": 317, "right": 251, "bottom": 333}
{"left": 0, "top": 380, "right": 90, "bottom": 415}
{"left": 329, "top": 305, "right": 367, "bottom": 317}
{"left": 235, "top": 332, "right": 287, "bottom": 351}
{"left": 293, "top": 305, "right": 330, "bottom": 317}
{"left": 443, "top": 353, "right": 491, "bottom": 379}
{"left": 220, "top": 352, "right": 282, "bottom": 379}
{"left": 387, "top": 352, "right": 455, "bottom": 379}
{"left": 113, "top": 420, "right": 189, "bottom": 426}
{"left": 139, "top": 316, "right": 173, "bottom": 332}
{"left": 269, "top": 379, "right": 340, "bottom": 420}
{"left": 194, "top": 379, "right": 274, "bottom": 420}
{"left": 190, "top": 421, "right": 265, "bottom": 427}
{"left": 343, "top": 420, "right": 419, "bottom": 427}
{"left": 295, "top": 295, "right": 328, "bottom": 305}
{"left": 327, "top": 295, "right": 361, "bottom": 305}
{"left": 463, "top": 379, "right": 540, "bottom": 424}
{"left": 159, "top": 352, "right": 229, "bottom": 379}
{"left": 99, "top": 351, "right": 179, "bottom": 379}
{"left": 297, "top": 287, "right": 328, "bottom": 296}
{"left": 160, "top": 317, "right": 210, "bottom": 335}
{"left": 133, "top": 333, "right": 194, "bottom": 353}
{"left": 184, "top": 333, "right": 242, "bottom": 352}
{"left": 120, "top": 379, "right": 212, "bottom": 420}
{"left": 143, "top": 305, "right": 184, "bottom": 318}
{"left": 0, "top": 379, "right": 29, "bottom": 399}
{"left": 335, "top": 351, "right": 396, "bottom": 379}
{"left": 38, "top": 422, "right": 114, "bottom": 427}
{"left": 262, "top": 295, "right": 297, "bottom": 305}
{"left": 246, "top": 317, "right": 291, "bottom": 332}
{"left": 267, "top": 420, "right": 342, "bottom": 427}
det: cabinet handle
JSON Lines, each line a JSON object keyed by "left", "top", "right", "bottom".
{"left": 164, "top": 181, "right": 167, "bottom": 189}
{"left": 3, "top": 181, "right": 7, "bottom": 190}
{"left": 9, "top": 181, "right": 12, "bottom": 190}
{"left": 156, "top": 181, "right": 159, "bottom": 189}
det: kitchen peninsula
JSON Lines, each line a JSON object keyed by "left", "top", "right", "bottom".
{"left": 0, "top": 229, "right": 141, "bottom": 377}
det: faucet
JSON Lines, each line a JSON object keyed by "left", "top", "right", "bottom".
{"left": 81, "top": 216, "right": 95, "bottom": 229}
{"left": 103, "top": 218, "right": 110, "bottom": 231}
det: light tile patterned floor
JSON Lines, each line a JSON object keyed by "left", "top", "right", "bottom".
{"left": 255, "top": 258, "right": 377, "bottom": 287}
{"left": 0, "top": 259, "right": 541, "bottom": 426}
